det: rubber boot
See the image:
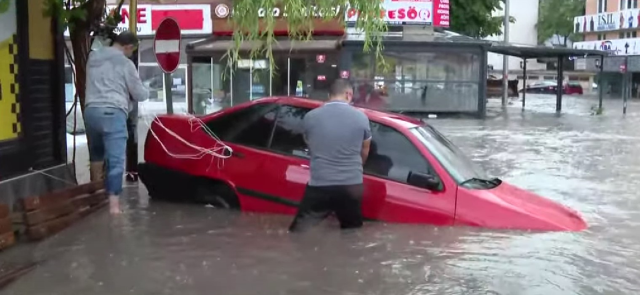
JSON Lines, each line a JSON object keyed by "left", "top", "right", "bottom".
{"left": 89, "top": 161, "right": 105, "bottom": 182}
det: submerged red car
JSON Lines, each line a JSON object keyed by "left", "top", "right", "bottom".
{"left": 138, "top": 97, "right": 587, "bottom": 232}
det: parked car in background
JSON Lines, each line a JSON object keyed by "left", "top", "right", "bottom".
{"left": 521, "top": 81, "right": 583, "bottom": 95}
{"left": 564, "top": 81, "right": 584, "bottom": 95}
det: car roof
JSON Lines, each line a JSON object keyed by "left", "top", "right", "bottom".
{"left": 250, "top": 96, "right": 424, "bottom": 129}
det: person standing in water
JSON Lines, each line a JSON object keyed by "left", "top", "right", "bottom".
{"left": 84, "top": 31, "right": 148, "bottom": 214}
{"left": 289, "top": 79, "right": 372, "bottom": 232}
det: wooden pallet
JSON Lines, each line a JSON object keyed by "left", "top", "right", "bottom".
{"left": 18, "top": 181, "right": 107, "bottom": 241}
{"left": 0, "top": 204, "right": 15, "bottom": 251}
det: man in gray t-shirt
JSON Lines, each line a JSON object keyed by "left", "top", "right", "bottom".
{"left": 289, "top": 79, "right": 372, "bottom": 232}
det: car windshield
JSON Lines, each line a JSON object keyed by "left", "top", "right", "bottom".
{"left": 410, "top": 125, "right": 489, "bottom": 184}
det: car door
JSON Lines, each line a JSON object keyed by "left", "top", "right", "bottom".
{"left": 202, "top": 102, "right": 283, "bottom": 211}
{"left": 250, "top": 105, "right": 312, "bottom": 215}
{"left": 362, "top": 122, "right": 456, "bottom": 225}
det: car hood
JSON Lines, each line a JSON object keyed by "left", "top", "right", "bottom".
{"left": 454, "top": 181, "right": 587, "bottom": 231}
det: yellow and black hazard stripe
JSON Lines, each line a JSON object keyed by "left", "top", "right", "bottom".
{"left": 0, "top": 33, "right": 20, "bottom": 141}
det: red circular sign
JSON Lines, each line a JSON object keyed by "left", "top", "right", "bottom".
{"left": 154, "top": 18, "right": 182, "bottom": 73}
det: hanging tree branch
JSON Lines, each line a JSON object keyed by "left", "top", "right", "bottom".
{"left": 224, "top": 0, "right": 389, "bottom": 77}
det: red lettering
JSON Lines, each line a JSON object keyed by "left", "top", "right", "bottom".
{"left": 407, "top": 6, "right": 417, "bottom": 19}
{"left": 121, "top": 8, "right": 129, "bottom": 24}
{"left": 388, "top": 9, "right": 396, "bottom": 19}
{"left": 398, "top": 8, "right": 406, "bottom": 19}
{"left": 138, "top": 8, "right": 147, "bottom": 24}
{"left": 120, "top": 7, "right": 147, "bottom": 24}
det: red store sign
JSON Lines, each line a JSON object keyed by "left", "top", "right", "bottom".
{"left": 64, "top": 4, "right": 213, "bottom": 37}
{"left": 345, "top": 0, "right": 449, "bottom": 27}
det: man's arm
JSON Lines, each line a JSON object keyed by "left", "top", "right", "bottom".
{"left": 361, "top": 117, "right": 372, "bottom": 164}
{"left": 124, "top": 60, "right": 149, "bottom": 102}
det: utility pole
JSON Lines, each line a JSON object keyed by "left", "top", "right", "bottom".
{"left": 501, "top": 0, "right": 510, "bottom": 107}
{"left": 125, "top": 0, "right": 139, "bottom": 182}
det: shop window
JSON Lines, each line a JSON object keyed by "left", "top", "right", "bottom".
{"left": 543, "top": 76, "right": 556, "bottom": 80}
{"left": 365, "top": 122, "right": 434, "bottom": 184}
{"left": 528, "top": 75, "right": 540, "bottom": 80}
{"left": 351, "top": 52, "right": 375, "bottom": 80}
{"left": 621, "top": 0, "right": 637, "bottom": 9}
{"left": 269, "top": 105, "right": 311, "bottom": 156}
{"left": 139, "top": 65, "right": 165, "bottom": 100}
{"left": 204, "top": 103, "right": 279, "bottom": 148}
{"left": 598, "top": 0, "right": 607, "bottom": 13}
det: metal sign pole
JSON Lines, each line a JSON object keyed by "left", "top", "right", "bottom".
{"left": 164, "top": 73, "right": 174, "bottom": 114}
{"left": 624, "top": 56, "right": 628, "bottom": 115}
{"left": 598, "top": 56, "right": 604, "bottom": 112}
{"left": 521, "top": 59, "right": 527, "bottom": 110}
{"left": 125, "top": 0, "right": 139, "bottom": 182}
{"left": 501, "top": 0, "right": 510, "bottom": 107}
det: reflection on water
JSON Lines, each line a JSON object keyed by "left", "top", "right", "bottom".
{"left": 3, "top": 95, "right": 640, "bottom": 294}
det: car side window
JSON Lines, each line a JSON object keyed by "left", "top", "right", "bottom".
{"left": 204, "top": 103, "right": 279, "bottom": 148}
{"left": 269, "top": 105, "right": 311, "bottom": 157}
{"left": 365, "top": 122, "right": 436, "bottom": 184}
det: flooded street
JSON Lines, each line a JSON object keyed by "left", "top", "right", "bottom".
{"left": 3, "top": 95, "right": 640, "bottom": 295}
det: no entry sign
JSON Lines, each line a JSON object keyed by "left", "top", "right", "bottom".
{"left": 154, "top": 18, "right": 181, "bottom": 73}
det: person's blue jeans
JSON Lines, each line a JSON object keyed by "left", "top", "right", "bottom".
{"left": 84, "top": 107, "right": 128, "bottom": 196}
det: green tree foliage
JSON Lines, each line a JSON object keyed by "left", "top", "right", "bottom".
{"left": 227, "top": 0, "right": 386, "bottom": 74}
{"left": 450, "top": 0, "right": 513, "bottom": 38}
{"left": 43, "top": 0, "right": 125, "bottom": 114}
{"left": 537, "top": 0, "right": 585, "bottom": 45}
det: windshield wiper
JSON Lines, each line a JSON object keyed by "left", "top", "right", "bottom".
{"left": 459, "top": 177, "right": 501, "bottom": 187}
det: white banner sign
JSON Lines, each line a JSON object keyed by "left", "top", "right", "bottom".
{"left": 574, "top": 9, "right": 640, "bottom": 33}
{"left": 64, "top": 4, "right": 212, "bottom": 37}
{"left": 345, "top": 0, "right": 434, "bottom": 25}
{"left": 573, "top": 38, "right": 640, "bottom": 56}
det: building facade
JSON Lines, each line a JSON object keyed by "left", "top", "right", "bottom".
{"left": 486, "top": 0, "right": 546, "bottom": 72}
{"left": 485, "top": 0, "right": 594, "bottom": 91}
{"left": 573, "top": 0, "right": 640, "bottom": 96}
{"left": 0, "top": 0, "right": 70, "bottom": 208}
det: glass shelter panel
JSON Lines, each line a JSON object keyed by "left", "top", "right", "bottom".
{"left": 351, "top": 50, "right": 481, "bottom": 113}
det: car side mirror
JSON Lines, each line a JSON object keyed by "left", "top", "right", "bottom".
{"left": 407, "top": 171, "right": 441, "bottom": 191}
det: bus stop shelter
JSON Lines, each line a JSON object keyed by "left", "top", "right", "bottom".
{"left": 487, "top": 43, "right": 608, "bottom": 113}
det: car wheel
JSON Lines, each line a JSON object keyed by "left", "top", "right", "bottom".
{"left": 195, "top": 181, "right": 240, "bottom": 210}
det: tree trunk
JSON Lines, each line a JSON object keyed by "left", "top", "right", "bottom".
{"left": 67, "top": 0, "right": 106, "bottom": 182}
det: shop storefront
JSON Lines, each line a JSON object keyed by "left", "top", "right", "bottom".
{"left": 186, "top": 0, "right": 345, "bottom": 114}
{"left": 64, "top": 4, "right": 213, "bottom": 114}
{"left": 1, "top": 0, "right": 70, "bottom": 204}
{"left": 185, "top": 0, "right": 489, "bottom": 116}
